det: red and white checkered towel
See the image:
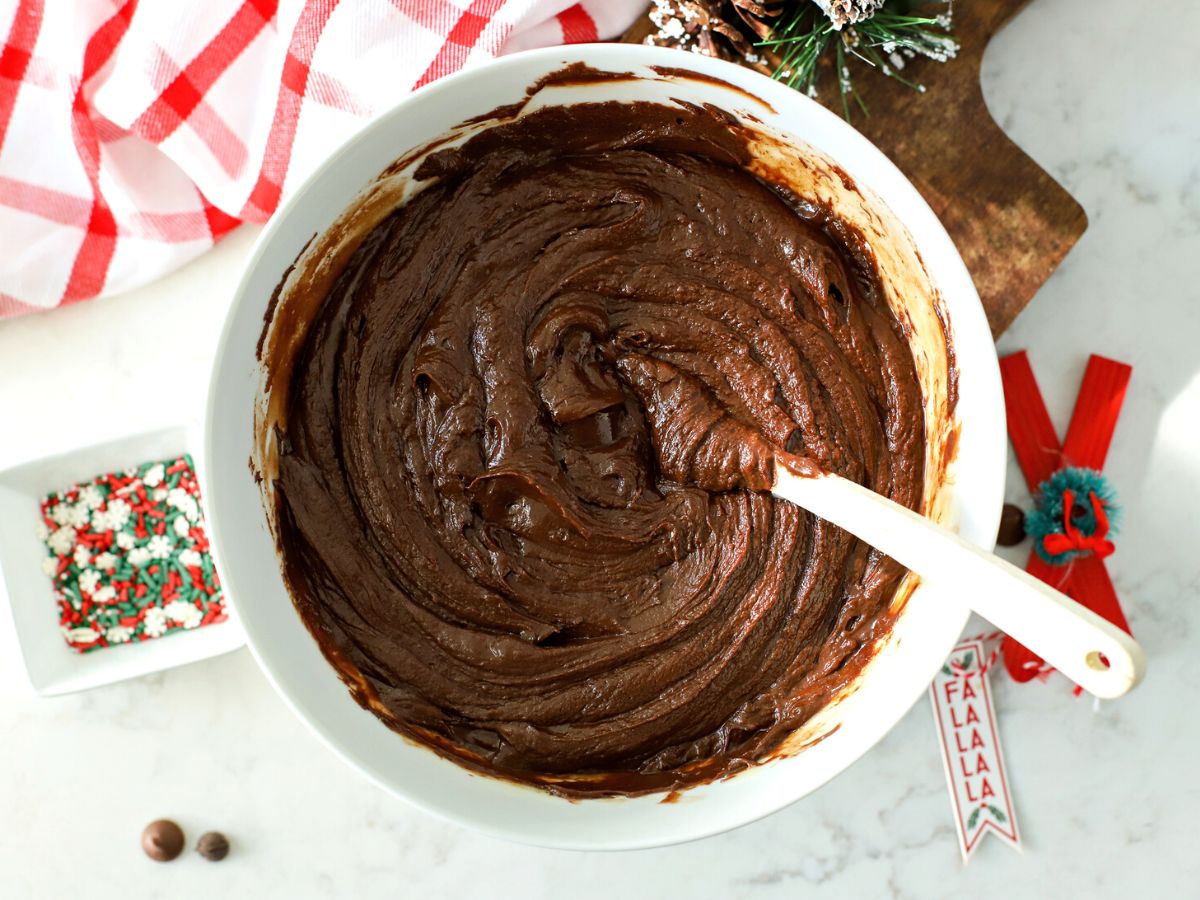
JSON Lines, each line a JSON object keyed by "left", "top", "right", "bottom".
{"left": 0, "top": 0, "right": 644, "bottom": 318}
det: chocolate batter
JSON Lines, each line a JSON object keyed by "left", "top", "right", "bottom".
{"left": 270, "top": 100, "right": 925, "bottom": 796}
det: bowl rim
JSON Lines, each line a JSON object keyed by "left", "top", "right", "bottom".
{"left": 204, "top": 42, "right": 1005, "bottom": 849}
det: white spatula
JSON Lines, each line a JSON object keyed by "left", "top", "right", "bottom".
{"left": 772, "top": 454, "right": 1145, "bottom": 698}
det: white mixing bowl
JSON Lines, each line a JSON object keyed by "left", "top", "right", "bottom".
{"left": 204, "top": 43, "right": 1005, "bottom": 850}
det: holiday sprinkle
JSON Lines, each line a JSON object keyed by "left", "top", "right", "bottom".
{"left": 37, "top": 455, "right": 226, "bottom": 652}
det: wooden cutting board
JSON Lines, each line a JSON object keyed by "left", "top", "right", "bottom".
{"left": 623, "top": 1, "right": 1086, "bottom": 336}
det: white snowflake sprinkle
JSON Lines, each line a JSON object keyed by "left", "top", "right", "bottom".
{"left": 34, "top": 520, "right": 49, "bottom": 542}
{"left": 164, "top": 600, "right": 202, "bottom": 629}
{"left": 47, "top": 526, "right": 77, "bottom": 556}
{"left": 142, "top": 464, "right": 165, "bottom": 488}
{"left": 116, "top": 531, "right": 135, "bottom": 550}
{"left": 128, "top": 546, "right": 152, "bottom": 567}
{"left": 78, "top": 569, "right": 101, "bottom": 594}
{"left": 63, "top": 503, "right": 90, "bottom": 529}
{"left": 93, "top": 499, "right": 132, "bottom": 532}
{"left": 41, "top": 556, "right": 58, "bottom": 577}
{"left": 78, "top": 484, "right": 104, "bottom": 510}
{"left": 93, "top": 551, "right": 117, "bottom": 570}
{"left": 73, "top": 545, "right": 90, "bottom": 568}
{"left": 106, "top": 625, "right": 133, "bottom": 643}
{"left": 173, "top": 516, "right": 191, "bottom": 538}
{"left": 93, "top": 585, "right": 117, "bottom": 604}
{"left": 178, "top": 549, "right": 203, "bottom": 568}
{"left": 143, "top": 607, "right": 169, "bottom": 637}
{"left": 147, "top": 534, "right": 174, "bottom": 559}
{"left": 108, "top": 498, "right": 132, "bottom": 529}
{"left": 166, "top": 488, "right": 199, "bottom": 522}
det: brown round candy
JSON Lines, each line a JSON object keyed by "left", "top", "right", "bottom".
{"left": 196, "top": 831, "right": 230, "bottom": 861}
{"left": 996, "top": 503, "right": 1026, "bottom": 547}
{"left": 142, "top": 819, "right": 185, "bottom": 862}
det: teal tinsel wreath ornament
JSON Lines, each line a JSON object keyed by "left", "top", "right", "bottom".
{"left": 1026, "top": 467, "right": 1119, "bottom": 565}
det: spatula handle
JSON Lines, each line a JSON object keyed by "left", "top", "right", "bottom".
{"left": 772, "top": 463, "right": 1144, "bottom": 698}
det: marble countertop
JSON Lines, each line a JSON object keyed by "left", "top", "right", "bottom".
{"left": 1, "top": 0, "right": 1196, "bottom": 895}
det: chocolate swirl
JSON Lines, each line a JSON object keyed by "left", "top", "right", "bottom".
{"left": 272, "top": 101, "right": 924, "bottom": 795}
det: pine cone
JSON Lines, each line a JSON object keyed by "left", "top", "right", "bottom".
{"left": 814, "top": 0, "right": 886, "bottom": 29}
{"left": 646, "top": 0, "right": 776, "bottom": 73}
{"left": 730, "top": 1, "right": 788, "bottom": 40}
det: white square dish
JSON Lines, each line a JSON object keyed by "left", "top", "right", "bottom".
{"left": 0, "top": 426, "right": 243, "bottom": 696}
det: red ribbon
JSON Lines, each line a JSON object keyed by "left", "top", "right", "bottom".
{"left": 1040, "top": 489, "right": 1115, "bottom": 560}
{"left": 999, "top": 352, "right": 1132, "bottom": 683}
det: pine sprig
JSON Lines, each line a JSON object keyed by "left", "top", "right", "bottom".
{"left": 761, "top": 2, "right": 957, "bottom": 117}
